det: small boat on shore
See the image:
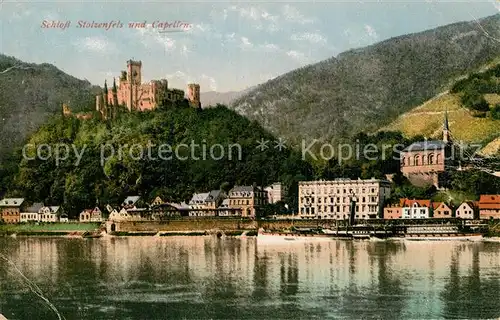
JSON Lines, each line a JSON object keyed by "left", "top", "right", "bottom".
{"left": 257, "top": 229, "right": 333, "bottom": 242}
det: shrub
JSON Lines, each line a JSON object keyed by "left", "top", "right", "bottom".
{"left": 491, "top": 104, "right": 500, "bottom": 120}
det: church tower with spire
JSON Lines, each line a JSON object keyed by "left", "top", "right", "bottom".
{"left": 443, "top": 108, "right": 451, "bottom": 144}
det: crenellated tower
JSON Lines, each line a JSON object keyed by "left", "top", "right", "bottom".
{"left": 187, "top": 83, "right": 201, "bottom": 108}
{"left": 127, "top": 60, "right": 142, "bottom": 111}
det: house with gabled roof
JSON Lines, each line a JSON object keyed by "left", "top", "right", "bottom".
{"left": 151, "top": 196, "right": 164, "bottom": 206}
{"left": 400, "top": 198, "right": 432, "bottom": 219}
{"left": 79, "top": 207, "right": 103, "bottom": 222}
{"left": 432, "top": 202, "right": 453, "bottom": 218}
{"left": 0, "top": 198, "right": 26, "bottom": 224}
{"left": 39, "top": 206, "right": 61, "bottom": 223}
{"left": 455, "top": 201, "right": 478, "bottom": 220}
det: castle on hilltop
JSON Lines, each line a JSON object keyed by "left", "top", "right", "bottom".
{"left": 95, "top": 60, "right": 201, "bottom": 119}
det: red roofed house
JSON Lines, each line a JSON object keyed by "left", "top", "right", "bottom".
{"left": 432, "top": 202, "right": 453, "bottom": 218}
{"left": 479, "top": 195, "right": 500, "bottom": 220}
{"left": 401, "top": 198, "right": 432, "bottom": 219}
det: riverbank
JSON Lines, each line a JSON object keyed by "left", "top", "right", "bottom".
{"left": 1, "top": 220, "right": 499, "bottom": 240}
{"left": 0, "top": 222, "right": 101, "bottom": 237}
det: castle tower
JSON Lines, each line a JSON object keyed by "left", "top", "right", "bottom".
{"left": 443, "top": 108, "right": 451, "bottom": 143}
{"left": 187, "top": 83, "right": 201, "bottom": 108}
{"left": 127, "top": 60, "right": 142, "bottom": 111}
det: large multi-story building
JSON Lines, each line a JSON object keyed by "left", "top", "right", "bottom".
{"left": 228, "top": 185, "right": 268, "bottom": 218}
{"left": 400, "top": 111, "right": 455, "bottom": 188}
{"left": 95, "top": 60, "right": 201, "bottom": 119}
{"left": 264, "top": 182, "right": 287, "bottom": 204}
{"left": 0, "top": 198, "right": 26, "bottom": 224}
{"left": 298, "top": 178, "right": 392, "bottom": 220}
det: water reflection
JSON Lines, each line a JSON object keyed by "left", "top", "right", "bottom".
{"left": 0, "top": 237, "right": 499, "bottom": 320}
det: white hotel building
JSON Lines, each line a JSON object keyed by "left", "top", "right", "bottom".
{"left": 298, "top": 178, "right": 392, "bottom": 220}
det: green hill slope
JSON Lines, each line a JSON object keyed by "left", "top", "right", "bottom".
{"left": 0, "top": 54, "right": 100, "bottom": 159}
{"left": 383, "top": 62, "right": 500, "bottom": 155}
{"left": 231, "top": 14, "right": 500, "bottom": 147}
{"left": 8, "top": 103, "right": 312, "bottom": 216}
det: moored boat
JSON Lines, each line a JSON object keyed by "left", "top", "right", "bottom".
{"left": 404, "top": 233, "right": 483, "bottom": 241}
{"left": 257, "top": 229, "right": 333, "bottom": 241}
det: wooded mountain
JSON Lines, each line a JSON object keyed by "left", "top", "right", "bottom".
{"left": 200, "top": 86, "right": 255, "bottom": 108}
{"left": 9, "top": 103, "right": 313, "bottom": 215}
{"left": 0, "top": 54, "right": 99, "bottom": 160}
{"left": 231, "top": 14, "right": 500, "bottom": 147}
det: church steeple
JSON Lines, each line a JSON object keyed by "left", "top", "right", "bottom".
{"left": 443, "top": 108, "right": 450, "bottom": 143}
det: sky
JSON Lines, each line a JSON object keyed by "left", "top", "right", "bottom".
{"left": 0, "top": 1, "right": 499, "bottom": 93}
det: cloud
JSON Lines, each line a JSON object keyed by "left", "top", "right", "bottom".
{"left": 201, "top": 74, "right": 217, "bottom": 91}
{"left": 261, "top": 43, "right": 280, "bottom": 51}
{"left": 186, "top": 23, "right": 211, "bottom": 36}
{"left": 240, "top": 36, "right": 253, "bottom": 49}
{"left": 165, "top": 71, "right": 217, "bottom": 92}
{"left": 137, "top": 24, "right": 176, "bottom": 52}
{"left": 286, "top": 50, "right": 309, "bottom": 64}
{"left": 364, "top": 25, "right": 378, "bottom": 40}
{"left": 282, "top": 5, "right": 315, "bottom": 24}
{"left": 73, "top": 36, "right": 116, "bottom": 54}
{"left": 227, "top": 5, "right": 280, "bottom": 32}
{"left": 291, "top": 32, "right": 327, "bottom": 44}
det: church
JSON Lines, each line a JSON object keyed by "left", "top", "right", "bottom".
{"left": 400, "top": 111, "right": 456, "bottom": 188}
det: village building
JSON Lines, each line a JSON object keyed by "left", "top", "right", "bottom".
{"left": 432, "top": 202, "right": 453, "bottom": 218}
{"left": 479, "top": 195, "right": 500, "bottom": 219}
{"left": 455, "top": 201, "right": 478, "bottom": 219}
{"left": 38, "top": 206, "right": 61, "bottom": 223}
{"left": 217, "top": 199, "right": 238, "bottom": 216}
{"left": 383, "top": 204, "right": 402, "bottom": 219}
{"left": 122, "top": 196, "right": 141, "bottom": 210}
{"left": 265, "top": 182, "right": 287, "bottom": 204}
{"left": 228, "top": 185, "right": 268, "bottom": 218}
{"left": 0, "top": 198, "right": 26, "bottom": 224}
{"left": 400, "top": 111, "right": 455, "bottom": 188}
{"left": 298, "top": 178, "right": 392, "bottom": 220}
{"left": 205, "top": 190, "right": 226, "bottom": 209}
{"left": 79, "top": 207, "right": 103, "bottom": 222}
{"left": 20, "top": 202, "right": 44, "bottom": 223}
{"left": 188, "top": 192, "right": 213, "bottom": 217}
{"left": 401, "top": 199, "right": 432, "bottom": 219}
{"left": 151, "top": 196, "right": 164, "bottom": 206}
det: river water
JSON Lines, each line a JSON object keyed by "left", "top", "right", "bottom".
{"left": 0, "top": 236, "right": 499, "bottom": 320}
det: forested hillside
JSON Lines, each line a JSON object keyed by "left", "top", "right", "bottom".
{"left": 231, "top": 14, "right": 500, "bottom": 147}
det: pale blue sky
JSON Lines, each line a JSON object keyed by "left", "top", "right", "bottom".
{"left": 0, "top": 1, "right": 498, "bottom": 92}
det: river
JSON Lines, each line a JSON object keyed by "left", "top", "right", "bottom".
{"left": 0, "top": 236, "right": 499, "bottom": 319}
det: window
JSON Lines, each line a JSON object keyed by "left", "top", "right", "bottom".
{"left": 428, "top": 154, "right": 434, "bottom": 164}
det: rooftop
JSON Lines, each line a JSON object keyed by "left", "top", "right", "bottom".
{"left": 403, "top": 140, "right": 448, "bottom": 152}
{"left": 0, "top": 198, "right": 25, "bottom": 207}
{"left": 123, "top": 196, "right": 140, "bottom": 206}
